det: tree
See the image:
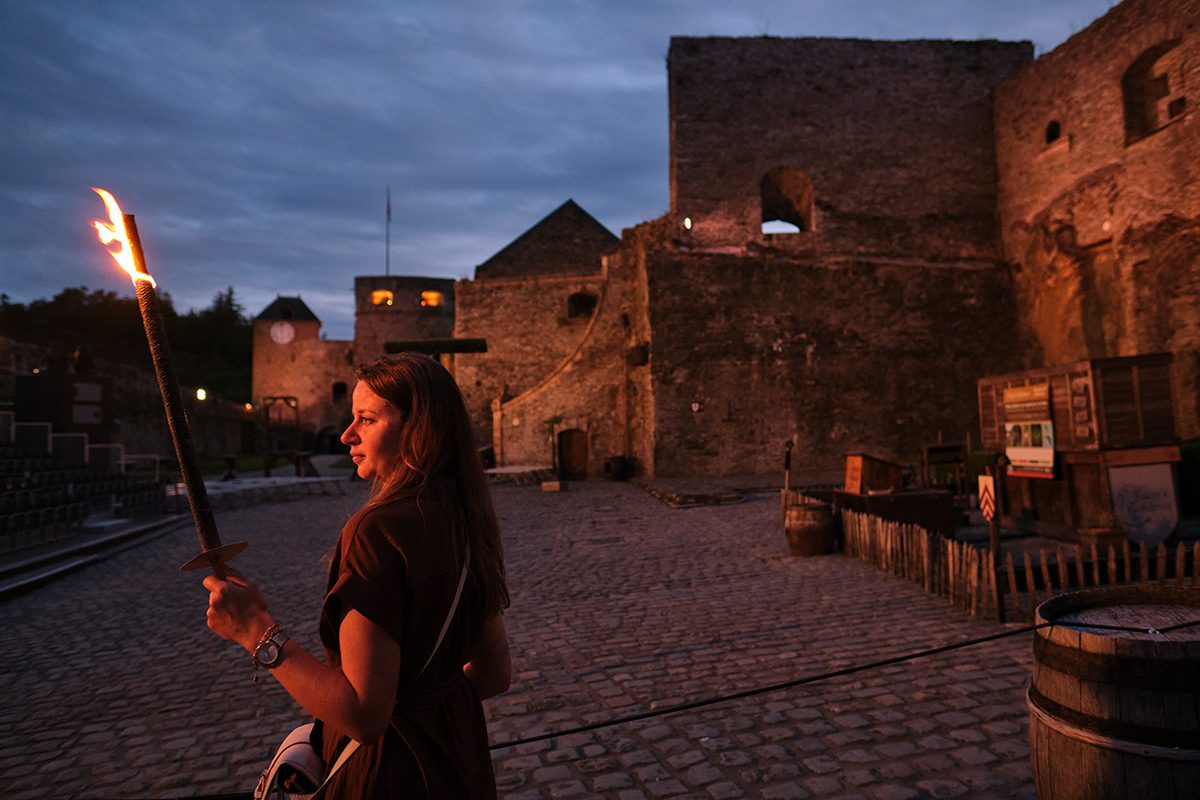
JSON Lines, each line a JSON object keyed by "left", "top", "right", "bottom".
{"left": 0, "top": 286, "right": 166, "bottom": 372}
{"left": 171, "top": 287, "right": 252, "bottom": 402}
{"left": 0, "top": 286, "right": 252, "bottom": 402}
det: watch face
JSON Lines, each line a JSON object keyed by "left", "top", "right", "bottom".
{"left": 257, "top": 641, "right": 280, "bottom": 666}
{"left": 270, "top": 321, "right": 295, "bottom": 344}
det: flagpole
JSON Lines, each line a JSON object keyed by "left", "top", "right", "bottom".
{"left": 385, "top": 187, "right": 391, "bottom": 277}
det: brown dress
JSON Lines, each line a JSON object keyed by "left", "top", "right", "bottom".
{"left": 317, "top": 488, "right": 497, "bottom": 798}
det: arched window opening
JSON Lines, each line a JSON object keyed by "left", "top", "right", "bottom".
{"left": 331, "top": 382, "right": 347, "bottom": 403}
{"left": 567, "top": 292, "right": 597, "bottom": 319}
{"left": 1123, "top": 41, "right": 1184, "bottom": 144}
{"left": 761, "top": 167, "right": 814, "bottom": 235}
{"left": 1045, "top": 120, "right": 1061, "bottom": 145}
{"left": 420, "top": 290, "right": 443, "bottom": 308}
{"left": 371, "top": 289, "right": 394, "bottom": 306}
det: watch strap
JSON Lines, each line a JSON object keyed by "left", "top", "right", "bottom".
{"left": 263, "top": 630, "right": 290, "bottom": 664}
{"left": 251, "top": 625, "right": 288, "bottom": 680}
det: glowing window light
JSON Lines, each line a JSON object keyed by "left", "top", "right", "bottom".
{"left": 196, "top": 388, "right": 207, "bottom": 401}
{"left": 371, "top": 289, "right": 394, "bottom": 306}
{"left": 421, "top": 291, "right": 443, "bottom": 308}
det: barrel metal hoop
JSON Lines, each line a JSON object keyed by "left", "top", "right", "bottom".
{"left": 1034, "top": 634, "right": 1200, "bottom": 690}
{"left": 1027, "top": 686, "right": 1200, "bottom": 755}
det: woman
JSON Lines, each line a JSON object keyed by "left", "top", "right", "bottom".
{"left": 204, "top": 353, "right": 511, "bottom": 798}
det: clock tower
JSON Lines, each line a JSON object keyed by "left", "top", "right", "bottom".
{"left": 251, "top": 296, "right": 354, "bottom": 445}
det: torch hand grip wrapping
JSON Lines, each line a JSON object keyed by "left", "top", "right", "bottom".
{"left": 124, "top": 214, "right": 246, "bottom": 573}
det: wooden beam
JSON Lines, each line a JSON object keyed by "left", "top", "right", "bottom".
{"left": 383, "top": 338, "right": 488, "bottom": 355}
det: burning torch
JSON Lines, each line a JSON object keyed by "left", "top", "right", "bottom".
{"left": 91, "top": 188, "right": 247, "bottom": 574}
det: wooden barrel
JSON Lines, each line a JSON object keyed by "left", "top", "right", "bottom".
{"left": 1028, "top": 586, "right": 1200, "bottom": 800}
{"left": 780, "top": 488, "right": 807, "bottom": 520}
{"left": 783, "top": 501, "right": 835, "bottom": 556}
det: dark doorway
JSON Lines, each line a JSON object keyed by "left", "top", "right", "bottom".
{"left": 558, "top": 429, "right": 588, "bottom": 480}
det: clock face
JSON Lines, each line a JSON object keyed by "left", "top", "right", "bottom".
{"left": 270, "top": 321, "right": 295, "bottom": 344}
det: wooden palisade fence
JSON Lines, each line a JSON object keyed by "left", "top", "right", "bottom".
{"left": 841, "top": 509, "right": 1200, "bottom": 622}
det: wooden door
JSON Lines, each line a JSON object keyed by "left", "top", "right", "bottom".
{"left": 558, "top": 429, "right": 588, "bottom": 480}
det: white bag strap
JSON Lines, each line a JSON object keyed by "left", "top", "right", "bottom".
{"left": 311, "top": 543, "right": 471, "bottom": 798}
{"left": 310, "top": 737, "right": 360, "bottom": 798}
{"left": 421, "top": 541, "right": 471, "bottom": 677}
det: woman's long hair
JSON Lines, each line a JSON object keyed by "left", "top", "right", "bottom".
{"left": 355, "top": 353, "right": 509, "bottom": 618}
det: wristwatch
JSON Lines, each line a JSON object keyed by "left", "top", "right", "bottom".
{"left": 253, "top": 626, "right": 290, "bottom": 675}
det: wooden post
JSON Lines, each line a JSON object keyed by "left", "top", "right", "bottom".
{"left": 988, "top": 551, "right": 1001, "bottom": 621}
{"left": 783, "top": 440, "right": 793, "bottom": 495}
{"left": 1005, "top": 552, "right": 1020, "bottom": 621}
{"left": 969, "top": 547, "right": 980, "bottom": 615}
{"left": 922, "top": 534, "right": 931, "bottom": 593}
{"left": 1023, "top": 552, "right": 1038, "bottom": 620}
{"left": 948, "top": 537, "right": 956, "bottom": 606}
{"left": 966, "top": 544, "right": 974, "bottom": 612}
{"left": 1156, "top": 544, "right": 1167, "bottom": 585}
{"left": 1039, "top": 548, "right": 1054, "bottom": 602}
{"left": 1107, "top": 544, "right": 1117, "bottom": 586}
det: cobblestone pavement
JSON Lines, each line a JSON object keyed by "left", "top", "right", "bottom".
{"left": 0, "top": 481, "right": 1037, "bottom": 799}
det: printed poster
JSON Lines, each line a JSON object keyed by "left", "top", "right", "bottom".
{"left": 1003, "top": 383, "right": 1054, "bottom": 479}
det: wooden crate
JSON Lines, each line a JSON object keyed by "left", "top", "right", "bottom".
{"left": 977, "top": 353, "right": 1175, "bottom": 452}
{"left": 844, "top": 453, "right": 904, "bottom": 494}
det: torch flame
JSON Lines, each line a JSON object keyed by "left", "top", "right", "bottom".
{"left": 91, "top": 188, "right": 155, "bottom": 287}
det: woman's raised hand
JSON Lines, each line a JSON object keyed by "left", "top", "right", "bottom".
{"left": 203, "top": 566, "right": 275, "bottom": 652}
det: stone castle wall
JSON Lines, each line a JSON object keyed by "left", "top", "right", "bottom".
{"left": 453, "top": 273, "right": 606, "bottom": 449}
{"left": 644, "top": 35, "right": 1036, "bottom": 477}
{"left": 489, "top": 255, "right": 639, "bottom": 476}
{"left": 668, "top": 37, "right": 1032, "bottom": 259}
{"left": 643, "top": 250, "right": 1023, "bottom": 477}
{"left": 993, "top": 0, "right": 1200, "bottom": 437}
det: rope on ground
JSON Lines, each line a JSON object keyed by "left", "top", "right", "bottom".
{"left": 488, "top": 622, "right": 1047, "bottom": 751}
{"left": 488, "top": 612, "right": 1200, "bottom": 751}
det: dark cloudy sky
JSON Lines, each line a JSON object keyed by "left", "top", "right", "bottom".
{"left": 2, "top": 0, "right": 1116, "bottom": 339}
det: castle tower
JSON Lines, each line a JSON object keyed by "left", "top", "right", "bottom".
{"left": 251, "top": 296, "right": 354, "bottom": 449}
{"left": 353, "top": 276, "right": 456, "bottom": 361}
